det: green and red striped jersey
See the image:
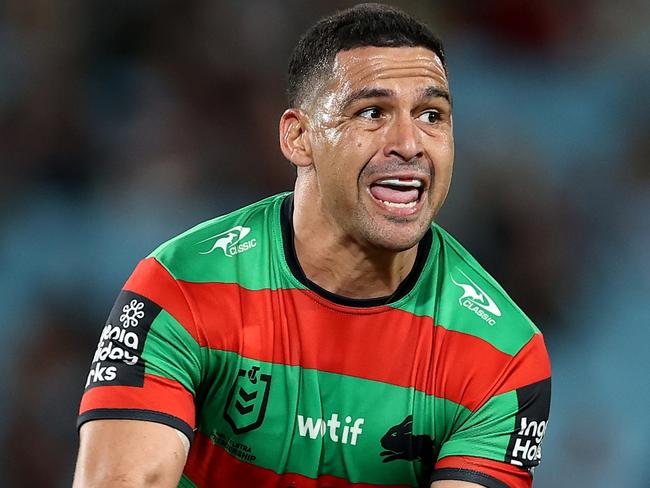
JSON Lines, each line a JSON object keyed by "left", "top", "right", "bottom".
{"left": 78, "top": 193, "right": 551, "bottom": 488}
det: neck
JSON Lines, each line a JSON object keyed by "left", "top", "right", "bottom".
{"left": 292, "top": 178, "right": 419, "bottom": 300}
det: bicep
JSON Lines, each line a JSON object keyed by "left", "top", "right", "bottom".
{"left": 431, "top": 334, "right": 551, "bottom": 488}
{"left": 73, "top": 419, "right": 188, "bottom": 488}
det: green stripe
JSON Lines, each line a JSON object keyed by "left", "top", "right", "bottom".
{"left": 389, "top": 226, "right": 538, "bottom": 356}
{"left": 437, "top": 390, "right": 517, "bottom": 462}
{"left": 177, "top": 474, "right": 198, "bottom": 488}
{"left": 143, "top": 310, "right": 202, "bottom": 394}
{"left": 149, "top": 193, "right": 537, "bottom": 355}
{"left": 150, "top": 193, "right": 303, "bottom": 291}
{"left": 195, "top": 350, "right": 472, "bottom": 485}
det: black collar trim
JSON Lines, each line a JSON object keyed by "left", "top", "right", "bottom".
{"left": 280, "top": 194, "right": 431, "bottom": 307}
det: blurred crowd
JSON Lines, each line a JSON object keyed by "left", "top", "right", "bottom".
{"left": 1, "top": 1, "right": 648, "bottom": 487}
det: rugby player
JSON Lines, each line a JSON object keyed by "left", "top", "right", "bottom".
{"left": 74, "top": 4, "right": 551, "bottom": 487}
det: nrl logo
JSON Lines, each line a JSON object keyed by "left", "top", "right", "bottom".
{"left": 198, "top": 225, "right": 257, "bottom": 257}
{"left": 451, "top": 269, "right": 501, "bottom": 325}
{"left": 223, "top": 366, "right": 272, "bottom": 435}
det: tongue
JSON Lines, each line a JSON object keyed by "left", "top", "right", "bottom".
{"left": 370, "top": 185, "right": 419, "bottom": 204}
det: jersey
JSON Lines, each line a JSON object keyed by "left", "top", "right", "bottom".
{"left": 78, "top": 193, "right": 551, "bottom": 488}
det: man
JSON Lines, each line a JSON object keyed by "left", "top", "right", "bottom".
{"left": 74, "top": 4, "right": 551, "bottom": 488}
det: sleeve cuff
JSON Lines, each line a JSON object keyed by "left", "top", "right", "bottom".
{"left": 77, "top": 408, "right": 195, "bottom": 443}
{"left": 431, "top": 468, "right": 510, "bottom": 488}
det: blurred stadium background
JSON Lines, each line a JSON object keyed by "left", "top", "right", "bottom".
{"left": 1, "top": 1, "right": 648, "bottom": 486}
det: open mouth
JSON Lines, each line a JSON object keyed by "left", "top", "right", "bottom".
{"left": 368, "top": 178, "right": 424, "bottom": 209}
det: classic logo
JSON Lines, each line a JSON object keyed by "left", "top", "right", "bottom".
{"left": 198, "top": 225, "right": 257, "bottom": 257}
{"left": 223, "top": 366, "right": 271, "bottom": 434}
{"left": 451, "top": 269, "right": 501, "bottom": 325}
{"left": 380, "top": 415, "right": 434, "bottom": 464}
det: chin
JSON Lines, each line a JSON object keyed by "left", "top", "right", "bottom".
{"left": 362, "top": 221, "right": 429, "bottom": 253}
{"left": 377, "top": 236, "right": 422, "bottom": 252}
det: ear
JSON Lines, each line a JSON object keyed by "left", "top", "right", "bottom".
{"left": 279, "top": 108, "right": 313, "bottom": 167}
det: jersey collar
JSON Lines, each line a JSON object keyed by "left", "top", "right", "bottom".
{"left": 280, "top": 193, "right": 432, "bottom": 308}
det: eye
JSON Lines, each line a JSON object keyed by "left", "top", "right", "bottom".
{"left": 357, "top": 107, "right": 382, "bottom": 120}
{"left": 416, "top": 110, "right": 440, "bottom": 124}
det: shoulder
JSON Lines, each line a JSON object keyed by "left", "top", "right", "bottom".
{"left": 147, "top": 193, "right": 288, "bottom": 283}
{"left": 432, "top": 224, "right": 542, "bottom": 357}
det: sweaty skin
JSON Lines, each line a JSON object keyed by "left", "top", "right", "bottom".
{"left": 280, "top": 46, "right": 454, "bottom": 299}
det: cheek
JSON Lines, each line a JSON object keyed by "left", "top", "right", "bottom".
{"left": 313, "top": 127, "right": 378, "bottom": 186}
{"left": 426, "top": 135, "right": 454, "bottom": 190}
{"left": 347, "top": 127, "right": 382, "bottom": 162}
{"left": 321, "top": 126, "right": 343, "bottom": 147}
{"left": 332, "top": 127, "right": 366, "bottom": 152}
{"left": 429, "top": 132, "right": 454, "bottom": 166}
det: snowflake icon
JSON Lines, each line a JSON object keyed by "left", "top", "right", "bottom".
{"left": 120, "top": 299, "right": 145, "bottom": 328}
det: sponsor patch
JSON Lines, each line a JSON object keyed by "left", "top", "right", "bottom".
{"left": 505, "top": 378, "right": 551, "bottom": 471}
{"left": 85, "top": 291, "right": 161, "bottom": 390}
{"left": 297, "top": 412, "right": 365, "bottom": 446}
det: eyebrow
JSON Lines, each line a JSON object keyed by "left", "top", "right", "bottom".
{"left": 341, "top": 87, "right": 394, "bottom": 109}
{"left": 420, "top": 86, "right": 452, "bottom": 105}
{"left": 341, "top": 85, "right": 452, "bottom": 110}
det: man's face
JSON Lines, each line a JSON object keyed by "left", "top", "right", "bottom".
{"left": 304, "top": 46, "right": 454, "bottom": 252}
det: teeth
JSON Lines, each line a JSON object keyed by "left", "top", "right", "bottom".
{"left": 376, "top": 178, "right": 422, "bottom": 188}
{"left": 380, "top": 200, "right": 417, "bottom": 208}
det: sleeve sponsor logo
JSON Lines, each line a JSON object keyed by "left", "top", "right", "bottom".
{"left": 505, "top": 378, "right": 551, "bottom": 471}
{"left": 119, "top": 299, "right": 145, "bottom": 327}
{"left": 84, "top": 291, "right": 161, "bottom": 390}
{"left": 198, "top": 225, "right": 257, "bottom": 258}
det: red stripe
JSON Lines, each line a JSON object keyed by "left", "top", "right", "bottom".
{"left": 184, "top": 430, "right": 412, "bottom": 487}
{"left": 123, "top": 258, "right": 199, "bottom": 342}
{"left": 119, "top": 261, "right": 549, "bottom": 412}
{"left": 173, "top": 282, "right": 545, "bottom": 411}
{"left": 79, "top": 373, "right": 195, "bottom": 428}
{"left": 493, "top": 334, "right": 551, "bottom": 396}
{"left": 432, "top": 328, "right": 550, "bottom": 411}
{"left": 435, "top": 455, "right": 531, "bottom": 488}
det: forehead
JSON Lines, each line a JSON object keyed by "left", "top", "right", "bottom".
{"left": 330, "top": 46, "right": 448, "bottom": 94}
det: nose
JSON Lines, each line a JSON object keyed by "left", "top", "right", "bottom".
{"left": 383, "top": 112, "right": 423, "bottom": 161}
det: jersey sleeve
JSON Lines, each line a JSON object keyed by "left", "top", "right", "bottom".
{"left": 77, "top": 257, "right": 203, "bottom": 442}
{"left": 431, "top": 333, "right": 551, "bottom": 488}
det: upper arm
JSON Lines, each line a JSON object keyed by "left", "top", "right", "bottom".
{"left": 432, "top": 334, "right": 552, "bottom": 488}
{"left": 76, "top": 258, "right": 203, "bottom": 484}
{"left": 73, "top": 419, "right": 187, "bottom": 488}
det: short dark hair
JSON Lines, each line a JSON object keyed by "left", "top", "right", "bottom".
{"left": 287, "top": 3, "right": 447, "bottom": 108}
